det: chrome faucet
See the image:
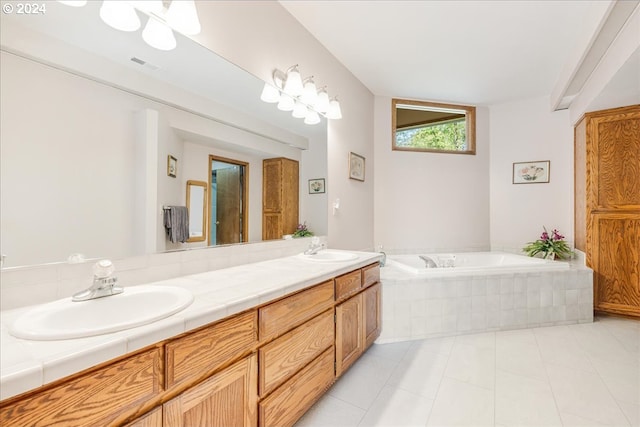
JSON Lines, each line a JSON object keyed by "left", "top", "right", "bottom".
{"left": 304, "top": 237, "right": 325, "bottom": 255}
{"left": 72, "top": 259, "right": 123, "bottom": 302}
{"left": 419, "top": 255, "right": 439, "bottom": 268}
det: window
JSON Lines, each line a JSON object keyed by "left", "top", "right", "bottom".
{"left": 392, "top": 99, "right": 476, "bottom": 154}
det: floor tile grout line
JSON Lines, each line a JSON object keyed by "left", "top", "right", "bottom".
{"left": 532, "top": 326, "right": 566, "bottom": 426}
{"left": 423, "top": 334, "right": 460, "bottom": 427}
{"left": 578, "top": 319, "right": 636, "bottom": 426}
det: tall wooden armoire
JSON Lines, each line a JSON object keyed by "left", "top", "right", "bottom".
{"left": 262, "top": 158, "right": 299, "bottom": 240}
{"left": 574, "top": 105, "right": 640, "bottom": 318}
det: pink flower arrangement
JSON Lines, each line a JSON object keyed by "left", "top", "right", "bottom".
{"left": 523, "top": 227, "right": 572, "bottom": 260}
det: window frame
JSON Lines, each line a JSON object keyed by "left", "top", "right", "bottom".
{"left": 392, "top": 98, "right": 476, "bottom": 155}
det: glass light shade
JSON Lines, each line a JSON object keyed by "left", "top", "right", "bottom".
{"left": 300, "top": 79, "right": 318, "bottom": 105}
{"left": 166, "top": 0, "right": 201, "bottom": 35}
{"left": 283, "top": 67, "right": 303, "bottom": 96}
{"left": 304, "top": 110, "right": 321, "bottom": 125}
{"left": 277, "top": 94, "right": 295, "bottom": 112}
{"left": 260, "top": 83, "right": 281, "bottom": 103}
{"left": 142, "top": 17, "right": 177, "bottom": 51}
{"left": 292, "top": 101, "right": 308, "bottom": 119}
{"left": 315, "top": 89, "right": 330, "bottom": 114}
{"left": 99, "top": 1, "right": 140, "bottom": 32}
{"left": 57, "top": 1, "right": 87, "bottom": 6}
{"left": 326, "top": 99, "right": 343, "bottom": 120}
{"left": 129, "top": 0, "right": 163, "bottom": 14}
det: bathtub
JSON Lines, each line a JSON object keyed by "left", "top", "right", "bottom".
{"left": 387, "top": 251, "right": 569, "bottom": 275}
{"left": 378, "top": 251, "right": 593, "bottom": 344}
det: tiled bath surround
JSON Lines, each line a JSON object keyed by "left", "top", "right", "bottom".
{"left": 0, "top": 237, "right": 327, "bottom": 311}
{"left": 379, "top": 260, "right": 593, "bottom": 343}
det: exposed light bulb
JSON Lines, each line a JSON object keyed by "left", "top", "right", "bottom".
{"left": 300, "top": 78, "right": 318, "bottom": 106}
{"left": 142, "top": 17, "right": 177, "bottom": 51}
{"left": 277, "top": 94, "right": 295, "bottom": 112}
{"left": 260, "top": 83, "right": 281, "bottom": 103}
{"left": 304, "top": 110, "right": 321, "bottom": 125}
{"left": 166, "top": 0, "right": 201, "bottom": 35}
{"left": 315, "top": 89, "right": 330, "bottom": 114}
{"left": 283, "top": 66, "right": 303, "bottom": 97}
{"left": 292, "top": 101, "right": 308, "bottom": 119}
{"left": 99, "top": 0, "right": 140, "bottom": 32}
{"left": 57, "top": 0, "right": 87, "bottom": 6}
{"left": 326, "top": 98, "right": 343, "bottom": 120}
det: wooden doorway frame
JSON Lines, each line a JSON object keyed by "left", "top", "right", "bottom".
{"left": 208, "top": 155, "right": 249, "bottom": 246}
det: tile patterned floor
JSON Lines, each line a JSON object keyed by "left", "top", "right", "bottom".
{"left": 295, "top": 316, "right": 639, "bottom": 427}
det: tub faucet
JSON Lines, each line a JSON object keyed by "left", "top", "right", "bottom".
{"left": 419, "top": 255, "right": 439, "bottom": 268}
{"left": 304, "top": 237, "right": 325, "bottom": 255}
{"left": 72, "top": 260, "right": 123, "bottom": 302}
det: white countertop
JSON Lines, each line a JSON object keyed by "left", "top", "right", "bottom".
{"left": 0, "top": 250, "right": 381, "bottom": 401}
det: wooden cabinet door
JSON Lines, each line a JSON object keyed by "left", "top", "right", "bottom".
{"left": 163, "top": 354, "right": 258, "bottom": 427}
{"left": 335, "top": 293, "right": 363, "bottom": 377}
{"left": 363, "top": 283, "right": 382, "bottom": 349}
{"left": 585, "top": 106, "right": 640, "bottom": 317}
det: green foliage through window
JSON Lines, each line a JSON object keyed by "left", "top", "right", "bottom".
{"left": 395, "top": 119, "right": 467, "bottom": 151}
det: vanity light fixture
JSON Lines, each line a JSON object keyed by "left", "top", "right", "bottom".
{"left": 260, "top": 65, "right": 342, "bottom": 125}
{"left": 58, "top": 0, "right": 201, "bottom": 51}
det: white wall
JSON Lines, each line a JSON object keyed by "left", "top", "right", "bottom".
{"left": 192, "top": 1, "right": 375, "bottom": 251}
{"left": 489, "top": 96, "right": 574, "bottom": 252}
{"left": 373, "top": 96, "right": 491, "bottom": 253}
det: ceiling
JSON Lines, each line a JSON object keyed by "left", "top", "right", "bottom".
{"left": 280, "top": 0, "right": 615, "bottom": 106}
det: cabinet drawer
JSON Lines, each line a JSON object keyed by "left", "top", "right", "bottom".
{"left": 259, "top": 310, "right": 334, "bottom": 397}
{"left": 335, "top": 270, "right": 362, "bottom": 301}
{"left": 362, "top": 263, "right": 380, "bottom": 289}
{"left": 0, "top": 348, "right": 162, "bottom": 427}
{"left": 259, "top": 281, "right": 334, "bottom": 342}
{"left": 166, "top": 310, "right": 258, "bottom": 388}
{"left": 259, "top": 348, "right": 334, "bottom": 427}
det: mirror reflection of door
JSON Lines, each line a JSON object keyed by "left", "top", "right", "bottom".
{"left": 209, "top": 155, "right": 248, "bottom": 246}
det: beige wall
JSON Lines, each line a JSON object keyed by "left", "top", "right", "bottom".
{"left": 489, "top": 96, "right": 574, "bottom": 252}
{"left": 192, "top": 1, "right": 375, "bottom": 251}
{"left": 373, "top": 96, "right": 491, "bottom": 252}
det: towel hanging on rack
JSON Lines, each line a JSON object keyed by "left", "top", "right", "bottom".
{"left": 163, "top": 206, "right": 189, "bottom": 243}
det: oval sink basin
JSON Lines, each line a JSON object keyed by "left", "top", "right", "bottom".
{"left": 9, "top": 285, "right": 194, "bottom": 341}
{"left": 298, "top": 250, "right": 359, "bottom": 262}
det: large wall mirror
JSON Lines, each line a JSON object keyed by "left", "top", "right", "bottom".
{"left": 392, "top": 99, "right": 476, "bottom": 155}
{"left": 0, "top": 1, "right": 328, "bottom": 269}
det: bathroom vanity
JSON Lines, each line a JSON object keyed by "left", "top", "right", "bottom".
{"left": 0, "top": 255, "right": 381, "bottom": 427}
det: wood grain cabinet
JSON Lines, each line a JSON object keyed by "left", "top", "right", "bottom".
{"left": 0, "top": 263, "right": 381, "bottom": 427}
{"left": 0, "top": 347, "right": 163, "bottom": 427}
{"left": 336, "top": 264, "right": 382, "bottom": 377}
{"left": 262, "top": 157, "right": 299, "bottom": 240}
{"left": 164, "top": 354, "right": 258, "bottom": 427}
{"left": 575, "top": 105, "right": 640, "bottom": 318}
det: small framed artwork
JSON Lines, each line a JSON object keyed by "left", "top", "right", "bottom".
{"left": 167, "top": 155, "right": 177, "bottom": 178}
{"left": 308, "top": 178, "right": 326, "bottom": 194}
{"left": 513, "top": 160, "right": 550, "bottom": 184}
{"left": 349, "top": 152, "right": 365, "bottom": 182}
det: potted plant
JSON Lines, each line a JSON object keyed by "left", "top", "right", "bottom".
{"left": 292, "top": 222, "right": 314, "bottom": 238}
{"left": 523, "top": 227, "right": 573, "bottom": 260}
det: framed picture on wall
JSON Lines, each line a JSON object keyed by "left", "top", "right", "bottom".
{"left": 308, "top": 178, "right": 326, "bottom": 194}
{"left": 167, "top": 155, "right": 177, "bottom": 178}
{"left": 349, "top": 152, "right": 365, "bottom": 181}
{"left": 513, "top": 160, "right": 550, "bottom": 184}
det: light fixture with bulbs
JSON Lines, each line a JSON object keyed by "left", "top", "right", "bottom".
{"left": 260, "top": 65, "right": 342, "bottom": 125}
{"left": 57, "top": 0, "right": 201, "bottom": 52}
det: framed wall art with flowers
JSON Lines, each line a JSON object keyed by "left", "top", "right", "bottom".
{"left": 512, "top": 160, "right": 550, "bottom": 184}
